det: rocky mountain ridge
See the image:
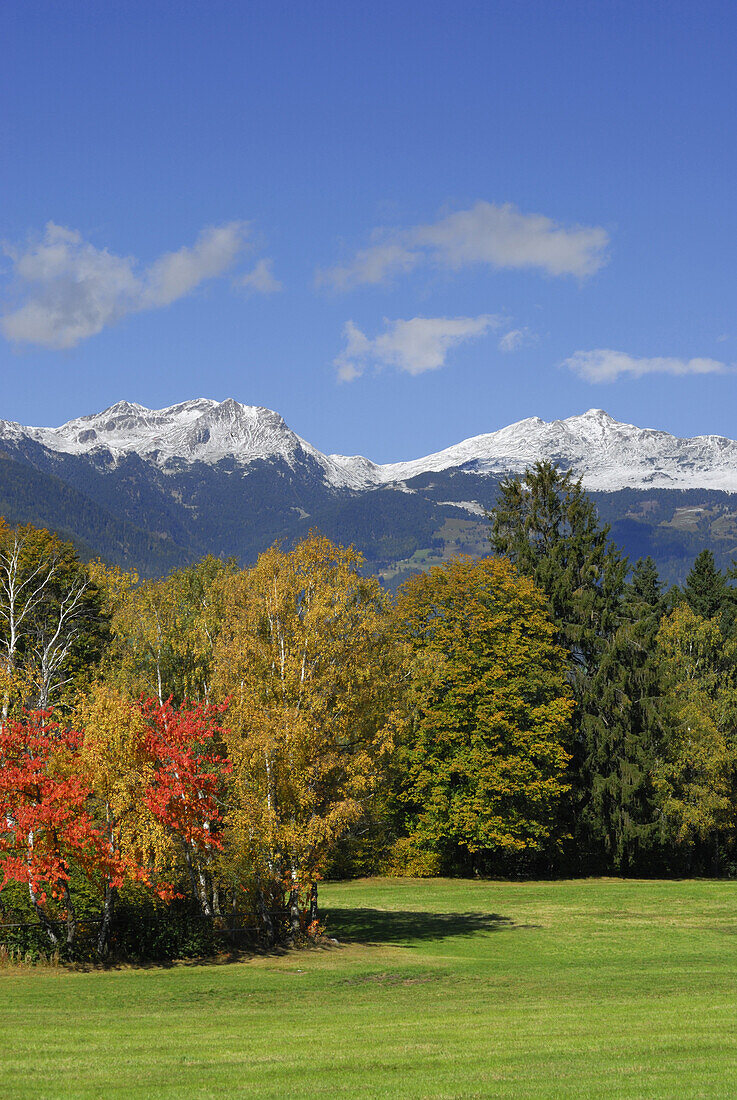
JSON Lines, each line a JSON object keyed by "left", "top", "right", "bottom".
{"left": 2, "top": 399, "right": 737, "bottom": 585}
{"left": 4, "top": 400, "right": 737, "bottom": 492}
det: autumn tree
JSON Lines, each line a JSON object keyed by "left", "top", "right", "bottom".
{"left": 394, "top": 556, "right": 573, "bottom": 870}
{"left": 77, "top": 686, "right": 167, "bottom": 955}
{"left": 108, "top": 556, "right": 233, "bottom": 704}
{"left": 212, "top": 533, "right": 403, "bottom": 940}
{"left": 139, "top": 697, "right": 229, "bottom": 918}
{"left": 653, "top": 605, "right": 737, "bottom": 868}
{"left": 0, "top": 712, "right": 126, "bottom": 949}
{"left": 0, "top": 521, "right": 107, "bottom": 716}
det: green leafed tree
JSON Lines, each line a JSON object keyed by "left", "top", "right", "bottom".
{"left": 394, "top": 556, "right": 573, "bottom": 871}
{"left": 653, "top": 604, "right": 737, "bottom": 869}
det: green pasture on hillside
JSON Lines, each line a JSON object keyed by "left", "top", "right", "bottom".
{"left": 2, "top": 877, "right": 737, "bottom": 1097}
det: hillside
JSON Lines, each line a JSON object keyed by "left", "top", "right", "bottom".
{"left": 2, "top": 400, "right": 737, "bottom": 584}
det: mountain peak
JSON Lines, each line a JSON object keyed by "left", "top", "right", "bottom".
{"left": 5, "top": 400, "right": 737, "bottom": 493}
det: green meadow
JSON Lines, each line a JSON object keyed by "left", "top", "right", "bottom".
{"left": 2, "top": 877, "right": 737, "bottom": 1098}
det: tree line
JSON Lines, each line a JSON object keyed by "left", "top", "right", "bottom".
{"left": 1, "top": 462, "right": 737, "bottom": 959}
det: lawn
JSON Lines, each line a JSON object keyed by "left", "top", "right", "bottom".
{"left": 2, "top": 877, "right": 737, "bottom": 1098}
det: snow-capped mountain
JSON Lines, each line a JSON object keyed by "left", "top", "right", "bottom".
{"left": 372, "top": 408, "right": 737, "bottom": 492}
{"left": 0, "top": 398, "right": 369, "bottom": 490}
{"left": 4, "top": 400, "right": 737, "bottom": 492}
{"left": 2, "top": 399, "right": 737, "bottom": 585}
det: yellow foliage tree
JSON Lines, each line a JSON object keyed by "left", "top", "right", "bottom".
{"left": 108, "top": 557, "right": 232, "bottom": 704}
{"left": 76, "top": 685, "right": 177, "bottom": 954}
{"left": 212, "top": 533, "right": 403, "bottom": 938}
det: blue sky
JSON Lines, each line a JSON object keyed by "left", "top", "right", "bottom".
{"left": 2, "top": 0, "right": 736, "bottom": 461}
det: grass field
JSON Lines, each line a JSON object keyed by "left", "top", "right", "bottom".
{"left": 2, "top": 877, "right": 737, "bottom": 1098}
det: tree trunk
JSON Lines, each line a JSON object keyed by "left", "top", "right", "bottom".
{"left": 63, "top": 882, "right": 77, "bottom": 948}
{"left": 257, "top": 886, "right": 275, "bottom": 948}
{"left": 28, "top": 885, "right": 59, "bottom": 947}
{"left": 289, "top": 878, "right": 301, "bottom": 942}
{"left": 97, "top": 882, "right": 117, "bottom": 958}
{"left": 309, "top": 881, "right": 318, "bottom": 927}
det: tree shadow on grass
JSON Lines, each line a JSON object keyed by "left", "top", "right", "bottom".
{"left": 324, "top": 907, "right": 529, "bottom": 946}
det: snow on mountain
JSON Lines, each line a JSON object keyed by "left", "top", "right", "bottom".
{"left": 0, "top": 398, "right": 370, "bottom": 489}
{"left": 373, "top": 409, "right": 737, "bottom": 492}
{"left": 4, "top": 401, "right": 737, "bottom": 493}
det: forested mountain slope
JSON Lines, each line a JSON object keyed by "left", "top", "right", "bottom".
{"left": 2, "top": 399, "right": 737, "bottom": 583}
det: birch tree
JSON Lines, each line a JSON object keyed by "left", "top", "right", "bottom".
{"left": 212, "top": 533, "right": 403, "bottom": 940}
{"left": 108, "top": 557, "right": 233, "bottom": 704}
{"left": 0, "top": 522, "right": 104, "bottom": 715}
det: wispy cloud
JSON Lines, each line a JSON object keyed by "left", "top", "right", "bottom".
{"left": 319, "top": 201, "right": 609, "bottom": 290}
{"left": 498, "top": 327, "right": 536, "bottom": 353}
{"left": 565, "top": 348, "right": 730, "bottom": 383}
{"left": 2, "top": 221, "right": 250, "bottom": 349}
{"left": 335, "top": 314, "right": 501, "bottom": 382}
{"left": 237, "top": 258, "right": 282, "bottom": 295}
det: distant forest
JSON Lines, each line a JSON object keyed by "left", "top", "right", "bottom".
{"left": 1, "top": 442, "right": 737, "bottom": 588}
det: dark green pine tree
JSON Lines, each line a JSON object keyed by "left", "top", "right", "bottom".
{"left": 627, "top": 555, "right": 662, "bottom": 611}
{"left": 579, "top": 557, "right": 666, "bottom": 872}
{"left": 684, "top": 549, "right": 735, "bottom": 632}
{"left": 489, "top": 462, "right": 629, "bottom": 869}
{"left": 490, "top": 461, "right": 628, "bottom": 681}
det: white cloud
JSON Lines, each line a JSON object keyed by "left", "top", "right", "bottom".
{"left": 237, "top": 258, "right": 283, "bottom": 294}
{"left": 498, "top": 327, "right": 535, "bottom": 353}
{"left": 320, "top": 201, "right": 609, "bottom": 289}
{"left": 334, "top": 321, "right": 373, "bottom": 381}
{"left": 565, "top": 348, "right": 730, "bottom": 383}
{"left": 335, "top": 314, "right": 501, "bottom": 382}
{"left": 318, "top": 242, "right": 420, "bottom": 291}
{"left": 2, "top": 220, "right": 249, "bottom": 349}
{"left": 143, "top": 223, "right": 248, "bottom": 307}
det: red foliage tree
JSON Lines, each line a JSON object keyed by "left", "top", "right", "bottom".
{"left": 140, "top": 698, "right": 230, "bottom": 916}
{"left": 0, "top": 712, "right": 128, "bottom": 947}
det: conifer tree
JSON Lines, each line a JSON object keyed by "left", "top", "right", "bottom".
{"left": 579, "top": 557, "right": 665, "bottom": 871}
{"left": 684, "top": 549, "right": 735, "bottom": 632}
{"left": 489, "top": 462, "right": 627, "bottom": 683}
{"left": 626, "top": 555, "right": 662, "bottom": 612}
{"left": 489, "top": 463, "right": 628, "bottom": 866}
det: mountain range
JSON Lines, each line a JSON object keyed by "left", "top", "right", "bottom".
{"left": 2, "top": 399, "right": 737, "bottom": 585}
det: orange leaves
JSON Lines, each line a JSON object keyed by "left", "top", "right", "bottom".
{"left": 140, "top": 697, "right": 229, "bottom": 852}
{"left": 0, "top": 712, "right": 128, "bottom": 901}
{"left": 0, "top": 696, "right": 231, "bottom": 921}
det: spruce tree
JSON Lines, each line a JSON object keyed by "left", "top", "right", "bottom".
{"left": 579, "top": 557, "right": 666, "bottom": 872}
{"left": 627, "top": 555, "right": 662, "bottom": 612}
{"left": 490, "top": 461, "right": 627, "bottom": 681}
{"left": 489, "top": 462, "right": 628, "bottom": 869}
{"left": 684, "top": 549, "right": 735, "bottom": 631}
